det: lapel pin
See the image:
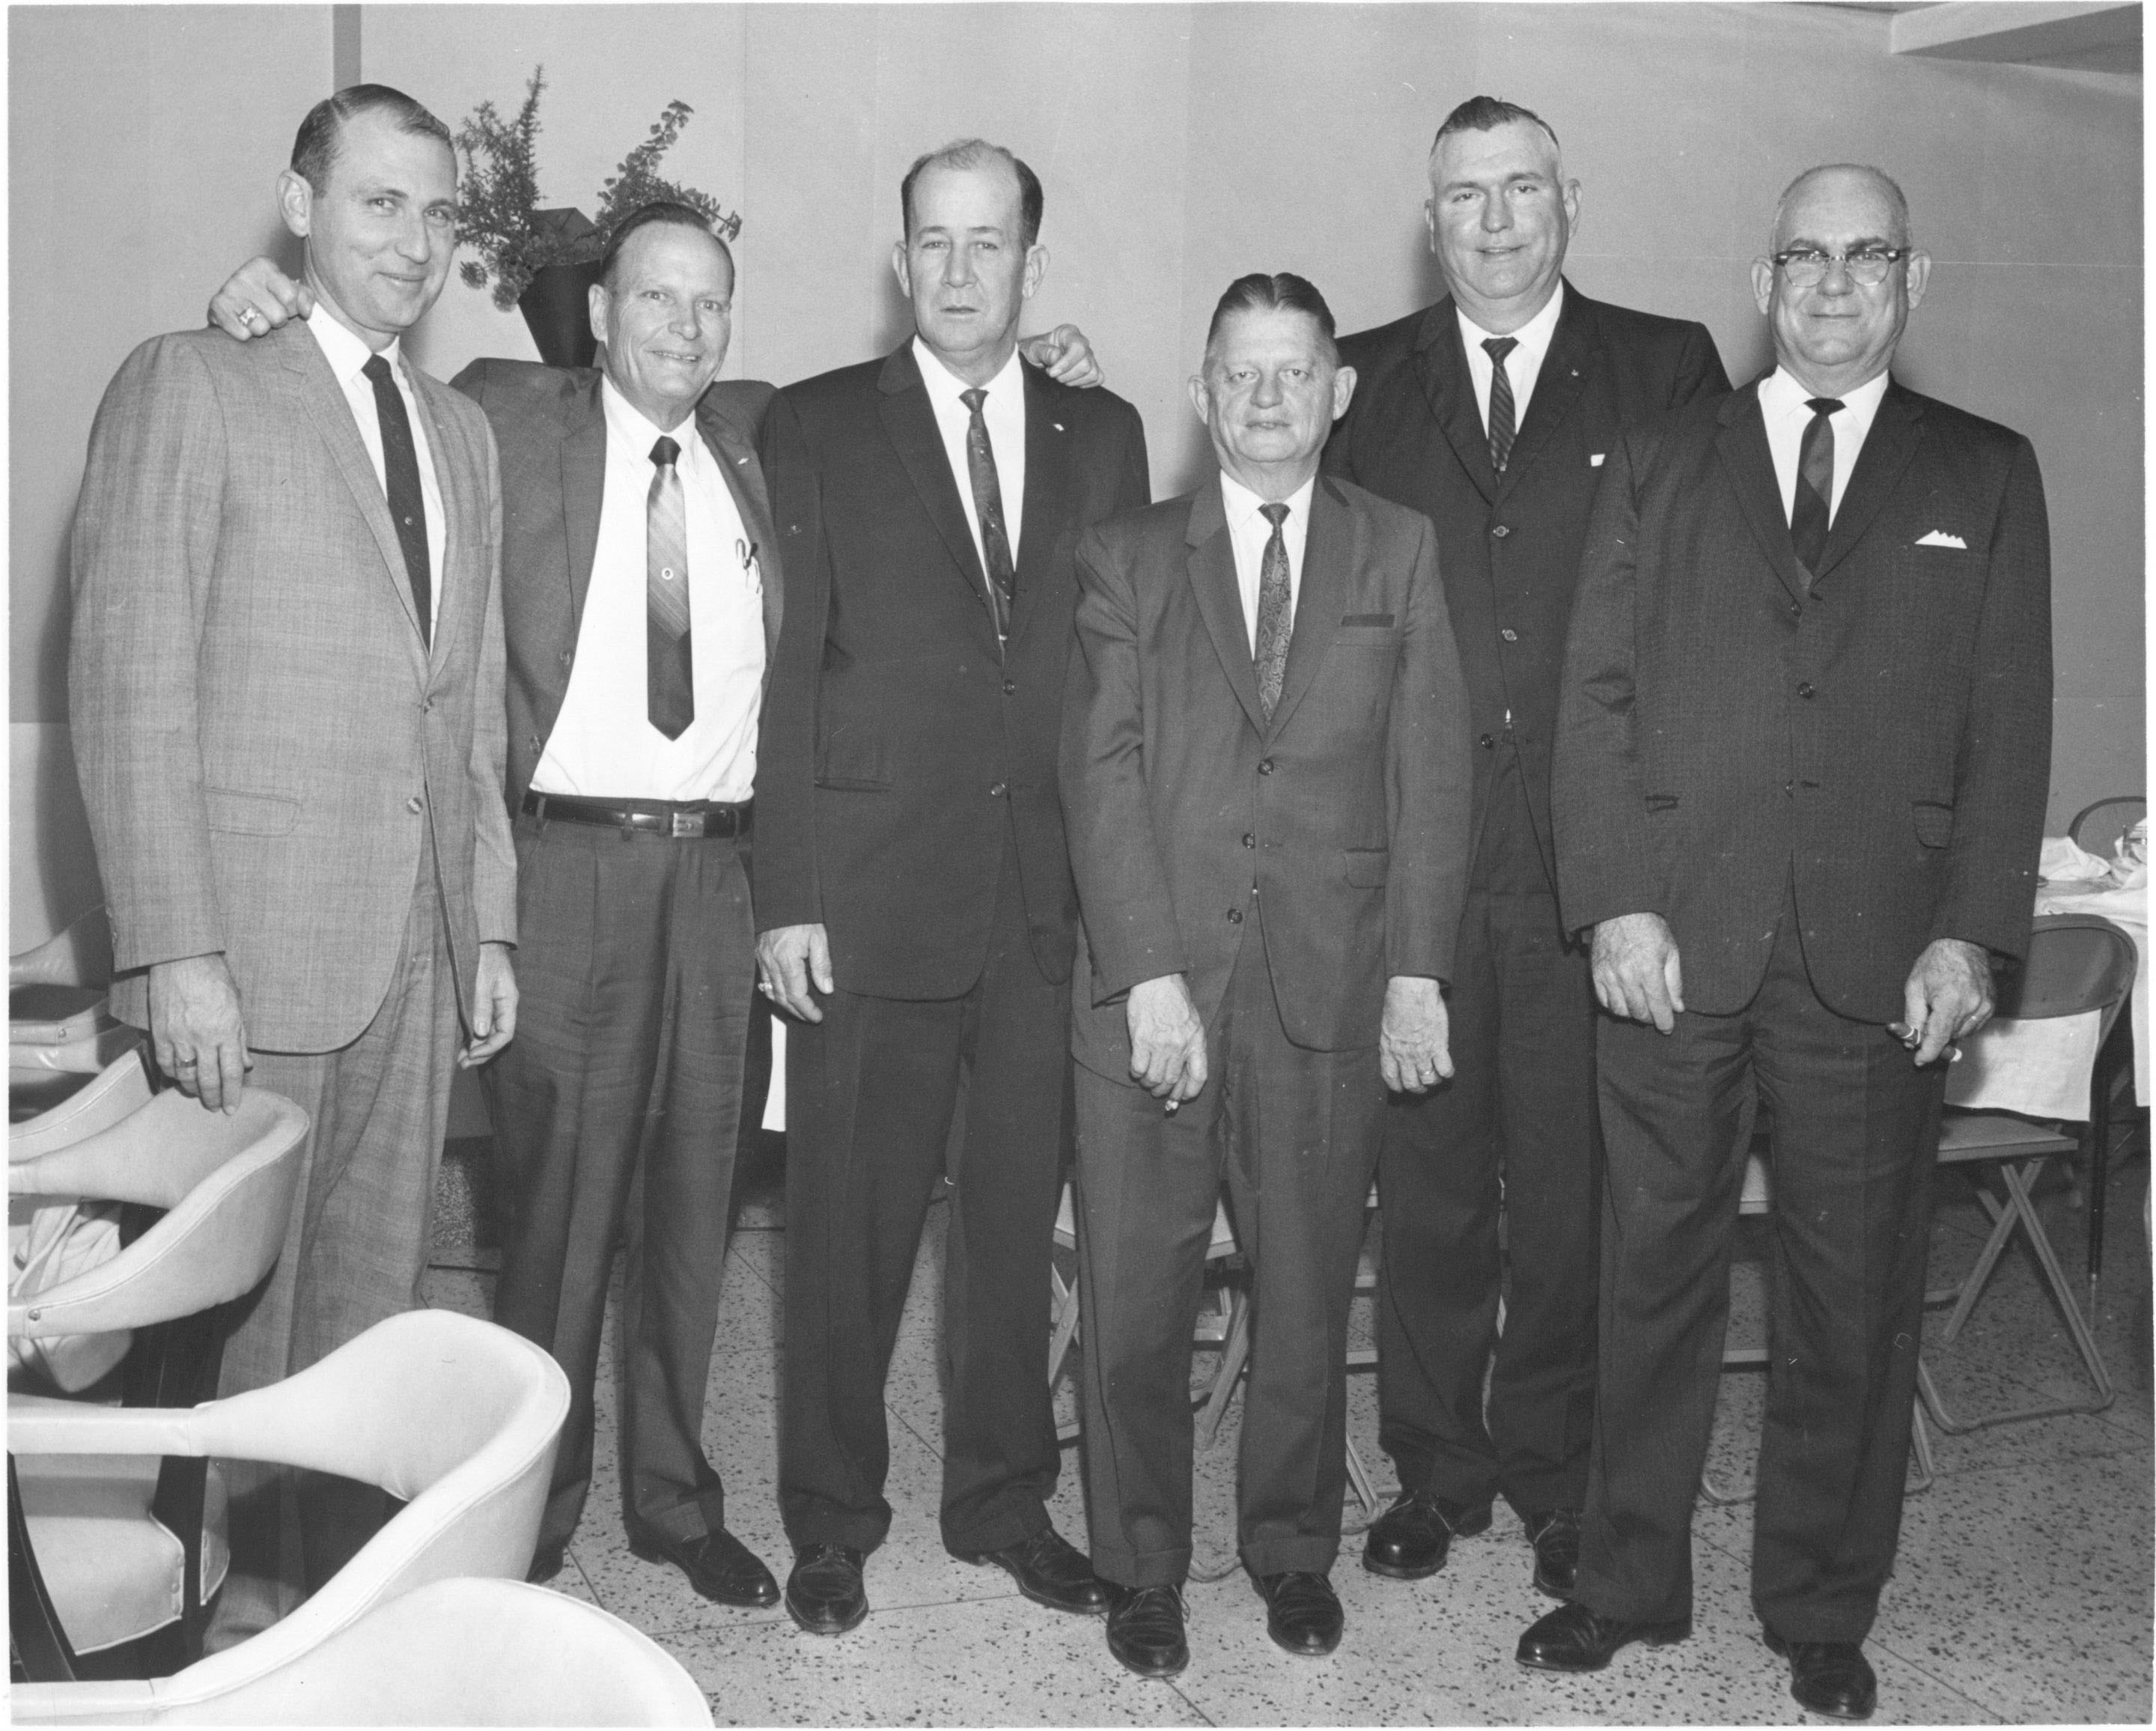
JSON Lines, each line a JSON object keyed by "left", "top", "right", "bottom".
{"left": 1053, "top": 422, "right": 1065, "bottom": 432}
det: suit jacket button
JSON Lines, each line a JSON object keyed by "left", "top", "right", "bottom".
{"left": 1002, "top": 678, "right": 1017, "bottom": 695}
{"left": 1479, "top": 733, "right": 1496, "bottom": 749}
{"left": 1226, "top": 907, "right": 1243, "bottom": 925}
{"left": 1499, "top": 628, "right": 1518, "bottom": 642}
{"left": 529, "top": 736, "right": 543, "bottom": 751}
{"left": 419, "top": 698, "right": 433, "bottom": 713}
{"left": 406, "top": 796, "right": 424, "bottom": 814}
{"left": 1797, "top": 681, "right": 1815, "bottom": 699}
{"left": 1490, "top": 524, "right": 1510, "bottom": 539}
{"left": 1243, "top": 833, "right": 1255, "bottom": 848}
{"left": 561, "top": 650, "right": 573, "bottom": 667}
{"left": 1258, "top": 758, "right": 1274, "bottom": 776}
{"left": 990, "top": 782, "right": 1007, "bottom": 797}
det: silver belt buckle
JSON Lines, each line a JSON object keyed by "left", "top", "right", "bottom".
{"left": 671, "top": 809, "right": 705, "bottom": 839}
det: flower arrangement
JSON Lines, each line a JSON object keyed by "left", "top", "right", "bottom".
{"left": 453, "top": 67, "right": 743, "bottom": 311}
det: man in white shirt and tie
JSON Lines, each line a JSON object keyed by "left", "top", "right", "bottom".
{"left": 1059, "top": 273, "right": 1470, "bottom": 1677}
{"left": 70, "top": 84, "right": 517, "bottom": 1638}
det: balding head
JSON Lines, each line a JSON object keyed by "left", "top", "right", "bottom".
{"left": 1770, "top": 164, "right": 1910, "bottom": 255}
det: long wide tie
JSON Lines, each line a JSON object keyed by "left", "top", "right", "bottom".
{"left": 1482, "top": 335, "right": 1520, "bottom": 475}
{"left": 960, "top": 386, "right": 1017, "bottom": 643}
{"left": 361, "top": 353, "right": 431, "bottom": 647}
{"left": 1789, "top": 395, "right": 1845, "bottom": 584}
{"left": 1255, "top": 501, "right": 1293, "bottom": 722}
{"left": 646, "top": 434, "right": 695, "bottom": 741}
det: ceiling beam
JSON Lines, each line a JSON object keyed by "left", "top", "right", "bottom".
{"left": 1889, "top": 1, "right": 2142, "bottom": 62}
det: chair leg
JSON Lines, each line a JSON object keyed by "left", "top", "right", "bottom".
{"left": 1343, "top": 1438, "right": 1382, "bottom": 1521}
{"left": 1049, "top": 1262, "right": 1082, "bottom": 1445}
{"left": 1906, "top": 1399, "right": 1937, "bottom": 1494}
{"left": 1196, "top": 1289, "right": 1251, "bottom": 1446}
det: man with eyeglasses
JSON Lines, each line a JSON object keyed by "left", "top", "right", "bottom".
{"left": 1524, "top": 165, "right": 2051, "bottom": 1722}
{"left": 1323, "top": 95, "right": 1727, "bottom": 1604}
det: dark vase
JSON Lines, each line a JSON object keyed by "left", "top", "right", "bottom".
{"left": 517, "top": 260, "right": 605, "bottom": 369}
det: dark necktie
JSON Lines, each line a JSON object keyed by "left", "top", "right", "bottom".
{"left": 1789, "top": 395, "right": 1845, "bottom": 582}
{"left": 1255, "top": 502, "right": 1293, "bottom": 721}
{"left": 646, "top": 435, "right": 695, "bottom": 740}
{"left": 1482, "top": 336, "right": 1520, "bottom": 474}
{"left": 361, "top": 353, "right": 431, "bottom": 646}
{"left": 959, "top": 387, "right": 1017, "bottom": 642}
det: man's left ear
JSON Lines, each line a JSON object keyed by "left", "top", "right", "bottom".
{"left": 1330, "top": 364, "right": 1359, "bottom": 421}
{"left": 1562, "top": 178, "right": 1583, "bottom": 231}
{"left": 276, "top": 168, "right": 313, "bottom": 240}
{"left": 587, "top": 282, "right": 611, "bottom": 351}
{"left": 1022, "top": 243, "right": 1049, "bottom": 300}
{"left": 1903, "top": 251, "right": 1931, "bottom": 311}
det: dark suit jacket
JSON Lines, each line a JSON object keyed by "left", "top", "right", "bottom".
{"left": 754, "top": 344, "right": 1149, "bottom": 999}
{"left": 1553, "top": 378, "right": 2053, "bottom": 1022}
{"left": 448, "top": 361, "right": 783, "bottom": 809}
{"left": 1326, "top": 283, "right": 1727, "bottom": 882}
{"left": 1062, "top": 474, "right": 1473, "bottom": 1074}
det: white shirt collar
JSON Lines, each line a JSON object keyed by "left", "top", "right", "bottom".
{"left": 1457, "top": 279, "right": 1565, "bottom": 369}
{"left": 600, "top": 375, "right": 700, "bottom": 464}
{"left": 913, "top": 336, "right": 1025, "bottom": 410}
{"left": 305, "top": 300, "right": 404, "bottom": 386}
{"left": 1758, "top": 362, "right": 1890, "bottom": 427}
{"left": 1219, "top": 468, "right": 1315, "bottom": 532}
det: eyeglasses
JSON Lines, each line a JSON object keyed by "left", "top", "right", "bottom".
{"left": 1771, "top": 247, "right": 1910, "bottom": 288}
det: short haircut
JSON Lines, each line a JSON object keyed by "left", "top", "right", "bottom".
{"left": 1429, "top": 94, "right": 1562, "bottom": 165}
{"left": 1770, "top": 163, "right": 1913, "bottom": 252}
{"left": 900, "top": 139, "right": 1044, "bottom": 248}
{"left": 599, "top": 201, "right": 734, "bottom": 291}
{"left": 289, "top": 84, "right": 451, "bottom": 195}
{"left": 1204, "top": 272, "right": 1339, "bottom": 365}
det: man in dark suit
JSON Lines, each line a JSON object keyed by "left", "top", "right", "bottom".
{"left": 1324, "top": 96, "right": 1729, "bottom": 1601}
{"left": 755, "top": 139, "right": 1150, "bottom": 1635}
{"left": 1062, "top": 273, "right": 1471, "bottom": 1677}
{"left": 1523, "top": 165, "right": 2051, "bottom": 1722}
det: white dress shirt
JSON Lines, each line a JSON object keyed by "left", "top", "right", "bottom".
{"left": 915, "top": 337, "right": 1026, "bottom": 571}
{"left": 530, "top": 380, "right": 765, "bottom": 803}
{"left": 1758, "top": 365, "right": 1891, "bottom": 526}
{"left": 306, "top": 303, "right": 445, "bottom": 632}
{"left": 1458, "top": 280, "right": 1565, "bottom": 437}
{"left": 1219, "top": 471, "right": 1315, "bottom": 654}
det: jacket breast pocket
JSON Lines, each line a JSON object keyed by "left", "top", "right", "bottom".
{"left": 204, "top": 787, "right": 299, "bottom": 837}
{"left": 1912, "top": 800, "right": 1954, "bottom": 849}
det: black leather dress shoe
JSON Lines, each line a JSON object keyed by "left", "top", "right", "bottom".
{"left": 526, "top": 1543, "right": 567, "bottom": 1585}
{"left": 1765, "top": 1629, "right": 1878, "bottom": 1720}
{"left": 1521, "top": 1507, "right": 1582, "bottom": 1599}
{"left": 1362, "top": 1487, "right": 1491, "bottom": 1579}
{"left": 1104, "top": 1583, "right": 1188, "bottom": 1679}
{"left": 629, "top": 1527, "right": 781, "bottom": 1608}
{"left": 785, "top": 1543, "right": 869, "bottom": 1636}
{"left": 957, "top": 1525, "right": 1108, "bottom": 1613}
{"left": 1255, "top": 1571, "right": 1344, "bottom": 1656}
{"left": 1517, "top": 1600, "right": 1690, "bottom": 1672}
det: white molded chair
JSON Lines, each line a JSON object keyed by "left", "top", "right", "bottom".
{"left": 12, "top": 1046, "right": 153, "bottom": 1154}
{"left": 145, "top": 1577, "right": 712, "bottom": 1727}
{"left": 13, "top": 1309, "right": 572, "bottom": 1724}
{"left": 10, "top": 905, "right": 129, "bottom": 1077}
{"left": 11, "top": 1086, "right": 309, "bottom": 1662}
{"left": 10, "top": 905, "right": 117, "bottom": 992}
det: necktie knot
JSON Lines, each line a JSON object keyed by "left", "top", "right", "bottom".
{"left": 1482, "top": 336, "right": 1518, "bottom": 367}
{"left": 361, "top": 353, "right": 395, "bottom": 387}
{"left": 651, "top": 435, "right": 681, "bottom": 469}
{"left": 1806, "top": 397, "right": 1845, "bottom": 420}
{"left": 1259, "top": 502, "right": 1290, "bottom": 530}
{"left": 960, "top": 387, "right": 988, "bottom": 418}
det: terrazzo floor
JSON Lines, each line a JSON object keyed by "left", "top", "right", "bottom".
{"left": 421, "top": 1131, "right": 2153, "bottom": 1727}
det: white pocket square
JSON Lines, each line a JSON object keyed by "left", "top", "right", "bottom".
{"left": 1915, "top": 529, "right": 1967, "bottom": 549}
{"left": 1589, "top": 453, "right": 1606, "bottom": 467}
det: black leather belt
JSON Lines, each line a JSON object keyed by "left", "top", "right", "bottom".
{"left": 521, "top": 791, "right": 751, "bottom": 839}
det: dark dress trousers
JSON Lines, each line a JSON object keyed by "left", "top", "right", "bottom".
{"left": 1553, "top": 378, "right": 2052, "bottom": 1640}
{"left": 451, "top": 359, "right": 783, "bottom": 1559}
{"left": 755, "top": 344, "right": 1148, "bottom": 1556}
{"left": 1324, "top": 285, "right": 1728, "bottom": 1518}
{"left": 1061, "top": 475, "right": 1472, "bottom": 1585}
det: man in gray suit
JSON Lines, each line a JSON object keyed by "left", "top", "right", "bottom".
{"left": 1061, "top": 273, "right": 1471, "bottom": 1677}
{"left": 70, "top": 84, "right": 517, "bottom": 1636}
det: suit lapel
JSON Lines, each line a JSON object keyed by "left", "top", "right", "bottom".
{"left": 1414, "top": 303, "right": 1499, "bottom": 502}
{"left": 1496, "top": 285, "right": 1590, "bottom": 492}
{"left": 558, "top": 377, "right": 608, "bottom": 643}
{"left": 1267, "top": 477, "right": 1348, "bottom": 737}
{"left": 406, "top": 369, "right": 464, "bottom": 671}
{"left": 877, "top": 345, "right": 999, "bottom": 639}
{"left": 1008, "top": 363, "right": 1070, "bottom": 651}
{"left": 695, "top": 394, "right": 785, "bottom": 672}
{"left": 1813, "top": 382, "right": 1922, "bottom": 584}
{"left": 1715, "top": 386, "right": 1812, "bottom": 606}
{"left": 1186, "top": 480, "right": 1265, "bottom": 735}
{"left": 277, "top": 325, "right": 426, "bottom": 661}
